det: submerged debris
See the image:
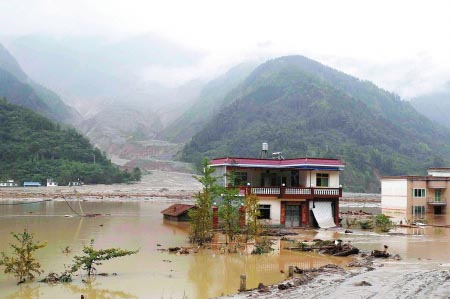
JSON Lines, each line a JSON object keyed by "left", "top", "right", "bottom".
{"left": 40, "top": 271, "right": 72, "bottom": 284}
{"left": 168, "top": 246, "right": 192, "bottom": 254}
{"left": 289, "top": 239, "right": 360, "bottom": 257}
{"left": 354, "top": 280, "right": 372, "bottom": 286}
{"left": 371, "top": 245, "right": 391, "bottom": 258}
{"left": 257, "top": 282, "right": 270, "bottom": 293}
{"left": 277, "top": 282, "right": 293, "bottom": 290}
{"left": 262, "top": 229, "right": 298, "bottom": 237}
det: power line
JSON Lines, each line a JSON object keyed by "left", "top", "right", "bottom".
{"left": 62, "top": 197, "right": 84, "bottom": 217}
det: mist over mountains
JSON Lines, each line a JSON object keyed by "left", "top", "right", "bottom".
{"left": 2, "top": 33, "right": 450, "bottom": 191}
{"left": 0, "top": 43, "right": 79, "bottom": 123}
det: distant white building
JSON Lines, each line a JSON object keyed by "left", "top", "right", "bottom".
{"left": 0, "top": 180, "right": 18, "bottom": 187}
{"left": 47, "top": 178, "right": 58, "bottom": 187}
{"left": 381, "top": 168, "right": 450, "bottom": 222}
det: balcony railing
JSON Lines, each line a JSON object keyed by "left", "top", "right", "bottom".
{"left": 239, "top": 186, "right": 342, "bottom": 199}
{"left": 427, "top": 198, "right": 447, "bottom": 206}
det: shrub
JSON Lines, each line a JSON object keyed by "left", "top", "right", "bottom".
{"left": 0, "top": 230, "right": 47, "bottom": 284}
{"left": 70, "top": 240, "right": 138, "bottom": 277}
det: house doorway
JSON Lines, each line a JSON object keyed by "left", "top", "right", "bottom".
{"left": 285, "top": 205, "right": 301, "bottom": 227}
{"left": 434, "top": 206, "right": 442, "bottom": 215}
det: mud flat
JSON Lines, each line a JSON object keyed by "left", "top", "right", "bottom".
{"left": 0, "top": 171, "right": 202, "bottom": 201}
{"left": 220, "top": 263, "right": 450, "bottom": 299}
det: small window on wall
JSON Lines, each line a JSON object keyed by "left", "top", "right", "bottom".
{"left": 316, "top": 173, "right": 329, "bottom": 187}
{"left": 413, "top": 188, "right": 426, "bottom": 197}
{"left": 412, "top": 205, "right": 425, "bottom": 214}
{"left": 233, "top": 172, "right": 248, "bottom": 186}
{"left": 258, "top": 204, "right": 271, "bottom": 219}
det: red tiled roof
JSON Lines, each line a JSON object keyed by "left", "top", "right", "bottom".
{"left": 161, "top": 204, "right": 195, "bottom": 217}
{"left": 209, "top": 157, "right": 344, "bottom": 169}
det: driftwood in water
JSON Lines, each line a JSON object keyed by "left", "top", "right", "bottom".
{"left": 371, "top": 250, "right": 390, "bottom": 258}
{"left": 333, "top": 247, "right": 359, "bottom": 256}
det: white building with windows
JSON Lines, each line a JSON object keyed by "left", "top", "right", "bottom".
{"left": 381, "top": 168, "right": 450, "bottom": 221}
{"left": 209, "top": 156, "right": 345, "bottom": 228}
{"left": 0, "top": 180, "right": 18, "bottom": 187}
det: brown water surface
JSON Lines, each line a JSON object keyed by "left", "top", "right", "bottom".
{"left": 0, "top": 200, "right": 349, "bottom": 299}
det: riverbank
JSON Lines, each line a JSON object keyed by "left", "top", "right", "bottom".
{"left": 0, "top": 171, "right": 202, "bottom": 201}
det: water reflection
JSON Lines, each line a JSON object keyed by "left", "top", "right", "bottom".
{"left": 65, "top": 282, "right": 138, "bottom": 299}
{"left": 5, "top": 284, "right": 40, "bottom": 299}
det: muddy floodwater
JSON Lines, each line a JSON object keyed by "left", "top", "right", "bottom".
{"left": 1, "top": 200, "right": 352, "bottom": 299}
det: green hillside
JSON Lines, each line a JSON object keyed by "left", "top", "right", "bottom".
{"left": 181, "top": 56, "right": 450, "bottom": 192}
{"left": 0, "top": 43, "right": 79, "bottom": 123}
{"left": 0, "top": 98, "right": 139, "bottom": 185}
{"left": 161, "top": 62, "right": 257, "bottom": 143}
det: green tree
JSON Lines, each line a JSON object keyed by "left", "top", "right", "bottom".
{"left": 70, "top": 240, "right": 138, "bottom": 277}
{"left": 188, "top": 158, "right": 219, "bottom": 245}
{"left": 245, "top": 193, "right": 261, "bottom": 242}
{"left": 219, "top": 173, "right": 241, "bottom": 244}
{"left": 0, "top": 230, "right": 47, "bottom": 284}
{"left": 132, "top": 167, "right": 142, "bottom": 181}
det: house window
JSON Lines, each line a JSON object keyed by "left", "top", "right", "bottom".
{"left": 316, "top": 173, "right": 329, "bottom": 187}
{"left": 435, "top": 189, "right": 441, "bottom": 202}
{"left": 412, "top": 205, "right": 425, "bottom": 215}
{"left": 233, "top": 172, "right": 248, "bottom": 186}
{"left": 413, "top": 188, "right": 426, "bottom": 198}
{"left": 258, "top": 204, "right": 271, "bottom": 219}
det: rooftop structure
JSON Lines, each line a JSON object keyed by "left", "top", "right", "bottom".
{"left": 161, "top": 204, "right": 195, "bottom": 222}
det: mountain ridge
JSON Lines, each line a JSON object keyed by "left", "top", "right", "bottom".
{"left": 181, "top": 56, "right": 450, "bottom": 192}
{"left": 0, "top": 43, "right": 79, "bottom": 123}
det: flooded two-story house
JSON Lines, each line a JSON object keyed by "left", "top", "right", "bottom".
{"left": 209, "top": 155, "right": 345, "bottom": 228}
{"left": 382, "top": 168, "right": 450, "bottom": 222}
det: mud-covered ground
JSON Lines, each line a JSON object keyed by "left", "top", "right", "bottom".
{"left": 0, "top": 171, "right": 202, "bottom": 201}
{"left": 0, "top": 171, "right": 379, "bottom": 204}
{"left": 221, "top": 265, "right": 450, "bottom": 299}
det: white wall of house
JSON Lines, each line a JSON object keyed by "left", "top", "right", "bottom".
{"left": 259, "top": 198, "right": 281, "bottom": 225}
{"left": 427, "top": 169, "right": 450, "bottom": 177}
{"left": 381, "top": 179, "right": 408, "bottom": 211}
{"left": 213, "top": 166, "right": 227, "bottom": 186}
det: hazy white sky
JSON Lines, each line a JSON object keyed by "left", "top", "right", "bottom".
{"left": 1, "top": 0, "right": 450, "bottom": 97}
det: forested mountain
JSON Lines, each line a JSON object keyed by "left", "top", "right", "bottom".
{"left": 181, "top": 56, "right": 450, "bottom": 192}
{"left": 410, "top": 84, "right": 450, "bottom": 127}
{"left": 161, "top": 62, "right": 257, "bottom": 143}
{"left": 2, "top": 35, "right": 202, "bottom": 172}
{"left": 0, "top": 43, "right": 79, "bottom": 123}
{"left": 0, "top": 98, "right": 139, "bottom": 185}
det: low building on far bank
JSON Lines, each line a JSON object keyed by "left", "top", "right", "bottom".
{"left": 23, "top": 181, "right": 42, "bottom": 187}
{"left": 0, "top": 180, "right": 18, "bottom": 187}
{"left": 381, "top": 168, "right": 449, "bottom": 222}
{"left": 47, "top": 178, "right": 58, "bottom": 187}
